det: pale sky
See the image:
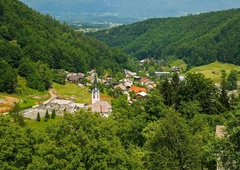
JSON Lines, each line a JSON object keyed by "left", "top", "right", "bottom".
{"left": 20, "top": 0, "right": 240, "bottom": 19}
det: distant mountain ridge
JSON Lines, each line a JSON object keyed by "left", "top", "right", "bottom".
{"left": 20, "top": 0, "right": 240, "bottom": 23}
{"left": 88, "top": 8, "right": 240, "bottom": 67}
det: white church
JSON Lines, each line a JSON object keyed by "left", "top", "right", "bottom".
{"left": 86, "top": 72, "right": 112, "bottom": 117}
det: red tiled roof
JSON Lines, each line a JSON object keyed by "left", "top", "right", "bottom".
{"left": 140, "top": 78, "right": 149, "bottom": 83}
{"left": 103, "top": 74, "right": 111, "bottom": 78}
{"left": 129, "top": 86, "right": 147, "bottom": 93}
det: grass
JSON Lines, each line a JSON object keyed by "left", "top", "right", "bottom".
{"left": 52, "top": 82, "right": 112, "bottom": 104}
{"left": 187, "top": 61, "right": 240, "bottom": 84}
{"left": 0, "top": 77, "right": 50, "bottom": 113}
{"left": 52, "top": 82, "right": 92, "bottom": 104}
{"left": 25, "top": 116, "right": 63, "bottom": 130}
{"left": 17, "top": 77, "right": 50, "bottom": 108}
{"left": 171, "top": 59, "right": 187, "bottom": 72}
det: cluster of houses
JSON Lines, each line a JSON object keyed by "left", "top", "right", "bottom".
{"left": 24, "top": 67, "right": 181, "bottom": 119}
{"left": 43, "top": 72, "right": 113, "bottom": 117}
{"left": 66, "top": 67, "right": 185, "bottom": 103}
{"left": 67, "top": 69, "right": 157, "bottom": 99}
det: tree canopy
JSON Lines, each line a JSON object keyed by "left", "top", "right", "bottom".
{"left": 89, "top": 8, "right": 240, "bottom": 66}
{"left": 1, "top": 72, "right": 239, "bottom": 169}
{"left": 0, "top": 0, "right": 135, "bottom": 93}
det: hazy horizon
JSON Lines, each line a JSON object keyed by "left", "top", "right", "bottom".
{"left": 20, "top": 0, "right": 240, "bottom": 22}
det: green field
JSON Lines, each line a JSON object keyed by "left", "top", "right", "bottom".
{"left": 17, "top": 77, "right": 50, "bottom": 109}
{"left": 188, "top": 61, "right": 240, "bottom": 84}
{"left": 0, "top": 77, "right": 50, "bottom": 112}
{"left": 25, "top": 115, "right": 63, "bottom": 130}
{"left": 52, "top": 83, "right": 92, "bottom": 104}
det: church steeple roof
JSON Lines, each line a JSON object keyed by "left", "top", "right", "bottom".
{"left": 94, "top": 72, "right": 98, "bottom": 89}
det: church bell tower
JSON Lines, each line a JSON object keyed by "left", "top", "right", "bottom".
{"left": 92, "top": 72, "right": 100, "bottom": 104}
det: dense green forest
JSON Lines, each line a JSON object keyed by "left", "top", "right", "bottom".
{"left": 1, "top": 72, "right": 240, "bottom": 169}
{"left": 0, "top": 0, "right": 133, "bottom": 93}
{"left": 0, "top": 1, "right": 239, "bottom": 169}
{"left": 88, "top": 8, "right": 240, "bottom": 67}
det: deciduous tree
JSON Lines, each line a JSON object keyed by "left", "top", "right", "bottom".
{"left": 143, "top": 110, "right": 204, "bottom": 169}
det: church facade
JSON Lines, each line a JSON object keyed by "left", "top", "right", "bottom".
{"left": 87, "top": 72, "right": 112, "bottom": 117}
{"left": 92, "top": 73, "right": 100, "bottom": 104}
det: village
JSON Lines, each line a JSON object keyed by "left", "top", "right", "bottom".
{"left": 10, "top": 58, "right": 240, "bottom": 121}
{"left": 22, "top": 59, "right": 182, "bottom": 120}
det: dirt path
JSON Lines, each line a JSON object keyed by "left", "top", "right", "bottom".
{"left": 43, "top": 89, "right": 58, "bottom": 104}
{"left": 0, "top": 96, "right": 19, "bottom": 114}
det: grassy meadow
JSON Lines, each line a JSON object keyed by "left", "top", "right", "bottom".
{"left": 52, "top": 83, "right": 92, "bottom": 104}
{"left": 17, "top": 77, "right": 50, "bottom": 108}
{"left": 0, "top": 77, "right": 50, "bottom": 113}
{"left": 188, "top": 61, "right": 240, "bottom": 84}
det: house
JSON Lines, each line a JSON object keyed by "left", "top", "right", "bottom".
{"left": 124, "top": 82, "right": 132, "bottom": 89}
{"left": 140, "top": 78, "right": 149, "bottom": 85}
{"left": 103, "top": 74, "right": 112, "bottom": 81}
{"left": 171, "top": 66, "right": 180, "bottom": 72}
{"left": 140, "top": 58, "right": 152, "bottom": 65}
{"left": 120, "top": 79, "right": 133, "bottom": 88}
{"left": 133, "top": 76, "right": 141, "bottom": 82}
{"left": 136, "top": 91, "right": 147, "bottom": 99}
{"left": 145, "top": 81, "right": 156, "bottom": 89}
{"left": 124, "top": 69, "right": 137, "bottom": 77}
{"left": 67, "top": 73, "right": 85, "bottom": 83}
{"left": 155, "top": 72, "right": 171, "bottom": 78}
{"left": 85, "top": 76, "right": 95, "bottom": 83}
{"left": 129, "top": 86, "right": 147, "bottom": 93}
{"left": 140, "top": 59, "right": 145, "bottom": 65}
{"left": 87, "top": 70, "right": 95, "bottom": 76}
{"left": 114, "top": 83, "right": 127, "bottom": 91}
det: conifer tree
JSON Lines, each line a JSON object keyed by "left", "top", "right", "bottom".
{"left": 227, "top": 70, "right": 238, "bottom": 90}
{"left": 51, "top": 109, "right": 56, "bottom": 119}
{"left": 36, "top": 112, "right": 40, "bottom": 122}
{"left": 159, "top": 77, "right": 174, "bottom": 106}
{"left": 45, "top": 110, "right": 50, "bottom": 119}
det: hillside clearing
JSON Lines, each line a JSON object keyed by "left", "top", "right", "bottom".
{"left": 187, "top": 61, "right": 240, "bottom": 84}
{"left": 52, "top": 83, "right": 92, "bottom": 104}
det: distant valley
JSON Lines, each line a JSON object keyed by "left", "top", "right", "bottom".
{"left": 20, "top": 0, "right": 240, "bottom": 24}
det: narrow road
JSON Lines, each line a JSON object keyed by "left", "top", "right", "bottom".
{"left": 43, "top": 89, "right": 58, "bottom": 104}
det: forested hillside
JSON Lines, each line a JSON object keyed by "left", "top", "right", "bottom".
{"left": 88, "top": 8, "right": 240, "bottom": 66}
{"left": 1, "top": 72, "right": 240, "bottom": 169}
{"left": 0, "top": 0, "right": 132, "bottom": 93}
